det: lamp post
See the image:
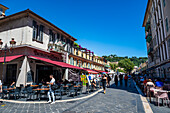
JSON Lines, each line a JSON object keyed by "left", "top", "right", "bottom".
{"left": 0, "top": 38, "right": 16, "bottom": 83}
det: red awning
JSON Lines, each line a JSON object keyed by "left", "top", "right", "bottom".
{"left": 93, "top": 69, "right": 108, "bottom": 74}
{"left": 29, "top": 56, "right": 83, "bottom": 70}
{"left": 0, "top": 55, "right": 23, "bottom": 63}
{"left": 83, "top": 68, "right": 99, "bottom": 74}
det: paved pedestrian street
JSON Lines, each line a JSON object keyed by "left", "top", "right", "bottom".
{"left": 0, "top": 80, "right": 169, "bottom": 113}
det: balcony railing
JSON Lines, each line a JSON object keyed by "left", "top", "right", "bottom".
{"left": 145, "top": 22, "right": 150, "bottom": 32}
{"left": 48, "top": 43, "right": 65, "bottom": 53}
{"left": 147, "top": 48, "right": 153, "bottom": 55}
{"left": 146, "top": 34, "right": 152, "bottom": 43}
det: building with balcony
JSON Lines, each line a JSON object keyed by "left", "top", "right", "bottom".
{"left": 68, "top": 44, "right": 106, "bottom": 72}
{"left": 0, "top": 5, "right": 82, "bottom": 85}
{"left": 143, "top": 0, "right": 170, "bottom": 78}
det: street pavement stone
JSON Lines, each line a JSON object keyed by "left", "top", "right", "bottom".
{"left": 0, "top": 80, "right": 169, "bottom": 113}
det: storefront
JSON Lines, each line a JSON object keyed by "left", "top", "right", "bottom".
{"left": 0, "top": 45, "right": 83, "bottom": 86}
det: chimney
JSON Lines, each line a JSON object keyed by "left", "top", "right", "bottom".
{"left": 0, "top": 4, "right": 9, "bottom": 19}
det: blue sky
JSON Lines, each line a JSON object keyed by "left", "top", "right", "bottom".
{"left": 1, "top": 0, "right": 148, "bottom": 57}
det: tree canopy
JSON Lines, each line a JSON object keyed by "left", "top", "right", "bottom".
{"left": 102, "top": 54, "right": 147, "bottom": 66}
{"left": 109, "top": 63, "right": 118, "bottom": 71}
{"left": 118, "top": 59, "right": 134, "bottom": 74}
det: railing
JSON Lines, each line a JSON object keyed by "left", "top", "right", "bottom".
{"left": 48, "top": 43, "right": 65, "bottom": 53}
{"left": 147, "top": 48, "right": 153, "bottom": 55}
{"left": 145, "top": 21, "right": 150, "bottom": 32}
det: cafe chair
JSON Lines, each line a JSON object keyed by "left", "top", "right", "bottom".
{"left": 2, "top": 86, "right": 8, "bottom": 99}
{"left": 68, "top": 86, "right": 76, "bottom": 98}
{"left": 155, "top": 91, "right": 169, "bottom": 107}
{"left": 39, "top": 86, "right": 48, "bottom": 101}
{"left": 8, "top": 87, "right": 20, "bottom": 100}
{"left": 54, "top": 85, "right": 63, "bottom": 99}
{"left": 26, "top": 87, "right": 35, "bottom": 100}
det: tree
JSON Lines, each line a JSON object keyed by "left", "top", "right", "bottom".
{"left": 118, "top": 59, "right": 134, "bottom": 74}
{"left": 110, "top": 63, "right": 118, "bottom": 71}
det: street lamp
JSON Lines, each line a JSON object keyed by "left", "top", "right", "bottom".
{"left": 0, "top": 38, "right": 16, "bottom": 83}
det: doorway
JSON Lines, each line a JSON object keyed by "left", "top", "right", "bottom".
{"left": 36, "top": 65, "right": 53, "bottom": 83}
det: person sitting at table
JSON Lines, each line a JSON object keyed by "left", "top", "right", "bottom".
{"left": 10, "top": 81, "right": 16, "bottom": 88}
{"left": 155, "top": 78, "right": 164, "bottom": 89}
{"left": 46, "top": 75, "right": 55, "bottom": 104}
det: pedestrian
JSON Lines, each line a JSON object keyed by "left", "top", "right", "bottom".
{"left": 119, "top": 74, "right": 123, "bottom": 86}
{"left": 0, "top": 80, "right": 3, "bottom": 103}
{"left": 102, "top": 74, "right": 107, "bottom": 94}
{"left": 114, "top": 75, "right": 118, "bottom": 87}
{"left": 107, "top": 75, "right": 111, "bottom": 87}
{"left": 46, "top": 75, "right": 55, "bottom": 104}
{"left": 124, "top": 74, "right": 128, "bottom": 87}
{"left": 128, "top": 74, "right": 131, "bottom": 87}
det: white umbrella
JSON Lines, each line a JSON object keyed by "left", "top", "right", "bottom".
{"left": 16, "top": 56, "right": 32, "bottom": 87}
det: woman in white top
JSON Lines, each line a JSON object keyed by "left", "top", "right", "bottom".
{"left": 146, "top": 79, "right": 155, "bottom": 87}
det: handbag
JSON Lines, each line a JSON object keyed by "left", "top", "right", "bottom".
{"left": 51, "top": 84, "right": 58, "bottom": 90}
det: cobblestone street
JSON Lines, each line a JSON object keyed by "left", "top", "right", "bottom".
{"left": 0, "top": 80, "right": 145, "bottom": 113}
{"left": 1, "top": 80, "right": 170, "bottom": 113}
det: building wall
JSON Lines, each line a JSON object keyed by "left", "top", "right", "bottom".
{"left": 144, "top": 0, "right": 170, "bottom": 78}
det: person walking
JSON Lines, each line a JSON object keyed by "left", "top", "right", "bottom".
{"left": 107, "top": 75, "right": 111, "bottom": 87}
{"left": 114, "top": 75, "right": 118, "bottom": 87}
{"left": 124, "top": 74, "right": 128, "bottom": 87}
{"left": 119, "top": 74, "right": 123, "bottom": 86}
{"left": 46, "top": 75, "right": 55, "bottom": 104}
{"left": 102, "top": 74, "right": 107, "bottom": 94}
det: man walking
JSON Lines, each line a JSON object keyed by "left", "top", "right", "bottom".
{"left": 46, "top": 75, "right": 55, "bottom": 104}
{"left": 119, "top": 74, "right": 123, "bottom": 86}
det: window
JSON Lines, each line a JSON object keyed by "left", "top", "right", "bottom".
{"left": 33, "top": 21, "right": 37, "bottom": 40}
{"left": 32, "top": 20, "right": 44, "bottom": 42}
{"left": 57, "top": 33, "right": 60, "bottom": 41}
{"left": 38, "top": 25, "right": 44, "bottom": 42}
{"left": 163, "top": 0, "right": 166, "bottom": 7}
{"left": 49, "top": 29, "right": 55, "bottom": 43}
{"left": 165, "top": 18, "right": 169, "bottom": 32}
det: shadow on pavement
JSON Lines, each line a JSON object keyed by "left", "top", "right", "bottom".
{"left": 108, "top": 79, "right": 139, "bottom": 95}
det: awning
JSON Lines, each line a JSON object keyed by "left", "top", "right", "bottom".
{"left": 0, "top": 55, "right": 23, "bottom": 63}
{"left": 29, "top": 56, "right": 83, "bottom": 70}
{"left": 93, "top": 69, "right": 108, "bottom": 74}
{"left": 83, "top": 68, "right": 99, "bottom": 74}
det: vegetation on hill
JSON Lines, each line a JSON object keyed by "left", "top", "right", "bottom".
{"left": 102, "top": 54, "right": 147, "bottom": 66}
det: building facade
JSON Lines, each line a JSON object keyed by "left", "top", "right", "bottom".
{"left": 143, "top": 0, "right": 170, "bottom": 78}
{"left": 0, "top": 4, "right": 107, "bottom": 85}
{"left": 0, "top": 5, "right": 80, "bottom": 85}
{"left": 68, "top": 45, "right": 106, "bottom": 71}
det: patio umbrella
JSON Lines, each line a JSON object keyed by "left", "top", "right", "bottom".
{"left": 16, "top": 56, "right": 33, "bottom": 87}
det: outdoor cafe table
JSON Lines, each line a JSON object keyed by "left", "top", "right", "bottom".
{"left": 149, "top": 88, "right": 170, "bottom": 104}
{"left": 3, "top": 87, "right": 16, "bottom": 91}
{"left": 30, "top": 85, "right": 39, "bottom": 87}
{"left": 33, "top": 88, "right": 50, "bottom": 101}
